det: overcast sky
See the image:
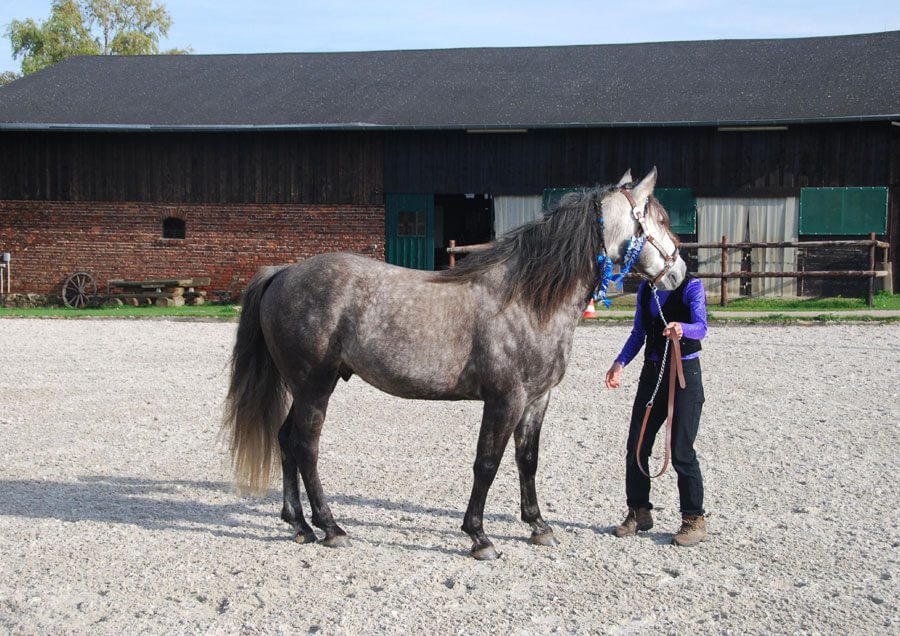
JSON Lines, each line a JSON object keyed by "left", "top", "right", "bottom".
{"left": 2, "top": 0, "right": 898, "bottom": 74}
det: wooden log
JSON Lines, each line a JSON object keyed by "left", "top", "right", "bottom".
{"left": 680, "top": 240, "right": 889, "bottom": 249}
{"left": 187, "top": 296, "right": 205, "bottom": 306}
{"left": 447, "top": 240, "right": 890, "bottom": 253}
{"left": 155, "top": 296, "right": 185, "bottom": 308}
{"left": 691, "top": 271, "right": 888, "bottom": 278}
{"left": 108, "top": 291, "right": 207, "bottom": 300}
{"left": 108, "top": 277, "right": 211, "bottom": 289}
{"left": 446, "top": 243, "right": 491, "bottom": 254}
{"left": 721, "top": 234, "right": 728, "bottom": 307}
{"left": 868, "top": 232, "right": 876, "bottom": 307}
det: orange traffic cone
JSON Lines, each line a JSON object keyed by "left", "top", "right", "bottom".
{"left": 583, "top": 300, "right": 597, "bottom": 319}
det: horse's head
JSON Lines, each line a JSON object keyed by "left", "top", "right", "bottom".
{"left": 598, "top": 167, "right": 687, "bottom": 291}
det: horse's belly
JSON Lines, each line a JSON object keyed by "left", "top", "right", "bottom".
{"left": 344, "top": 289, "right": 482, "bottom": 400}
{"left": 350, "top": 357, "right": 480, "bottom": 401}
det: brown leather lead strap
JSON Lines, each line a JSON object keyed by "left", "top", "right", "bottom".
{"left": 671, "top": 336, "right": 686, "bottom": 390}
{"left": 634, "top": 405, "right": 661, "bottom": 478}
{"left": 635, "top": 333, "right": 685, "bottom": 479}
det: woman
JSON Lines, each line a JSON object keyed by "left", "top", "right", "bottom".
{"left": 604, "top": 273, "right": 708, "bottom": 546}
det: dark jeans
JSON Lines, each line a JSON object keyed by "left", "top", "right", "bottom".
{"left": 625, "top": 356, "right": 705, "bottom": 516}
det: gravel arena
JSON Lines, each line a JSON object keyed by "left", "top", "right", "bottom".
{"left": 0, "top": 319, "right": 897, "bottom": 634}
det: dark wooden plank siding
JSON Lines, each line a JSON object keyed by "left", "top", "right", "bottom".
{"left": 0, "top": 131, "right": 384, "bottom": 205}
{"left": 384, "top": 123, "right": 892, "bottom": 195}
{"left": 0, "top": 121, "right": 891, "bottom": 209}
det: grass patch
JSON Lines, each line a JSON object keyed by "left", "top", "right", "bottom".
{"left": 585, "top": 313, "right": 899, "bottom": 325}
{"left": 4, "top": 292, "right": 898, "bottom": 323}
{"left": 704, "top": 312, "right": 900, "bottom": 324}
{"left": 707, "top": 291, "right": 899, "bottom": 311}
{"left": 0, "top": 304, "right": 241, "bottom": 320}
{"left": 602, "top": 291, "right": 898, "bottom": 311}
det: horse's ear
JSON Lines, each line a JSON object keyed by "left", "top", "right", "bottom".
{"left": 617, "top": 170, "right": 632, "bottom": 186}
{"left": 633, "top": 166, "right": 658, "bottom": 203}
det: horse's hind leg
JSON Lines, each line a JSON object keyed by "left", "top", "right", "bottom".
{"left": 278, "top": 407, "right": 317, "bottom": 544}
{"left": 286, "top": 373, "right": 350, "bottom": 548}
{"left": 514, "top": 392, "right": 559, "bottom": 547}
{"left": 461, "top": 394, "right": 526, "bottom": 560}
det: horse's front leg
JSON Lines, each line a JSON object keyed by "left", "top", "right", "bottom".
{"left": 461, "top": 394, "right": 526, "bottom": 560}
{"left": 514, "top": 391, "right": 559, "bottom": 547}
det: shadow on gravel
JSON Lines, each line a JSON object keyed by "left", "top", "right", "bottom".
{"left": 0, "top": 476, "right": 604, "bottom": 547}
{"left": 0, "top": 476, "right": 280, "bottom": 542}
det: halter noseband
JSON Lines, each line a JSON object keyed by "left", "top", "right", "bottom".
{"left": 619, "top": 187, "right": 680, "bottom": 287}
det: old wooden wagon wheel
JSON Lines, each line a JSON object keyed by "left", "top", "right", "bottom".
{"left": 62, "top": 271, "right": 98, "bottom": 308}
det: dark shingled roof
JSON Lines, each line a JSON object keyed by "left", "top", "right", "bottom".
{"left": 0, "top": 31, "right": 897, "bottom": 130}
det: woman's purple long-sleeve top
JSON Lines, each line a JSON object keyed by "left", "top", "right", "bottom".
{"left": 615, "top": 278, "right": 708, "bottom": 367}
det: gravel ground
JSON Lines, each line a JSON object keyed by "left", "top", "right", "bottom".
{"left": 0, "top": 319, "right": 898, "bottom": 635}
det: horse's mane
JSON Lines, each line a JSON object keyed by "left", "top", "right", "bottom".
{"left": 433, "top": 185, "right": 614, "bottom": 322}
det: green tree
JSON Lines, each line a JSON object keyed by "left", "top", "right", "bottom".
{"left": 0, "top": 71, "right": 22, "bottom": 86}
{"left": 7, "top": 0, "right": 190, "bottom": 75}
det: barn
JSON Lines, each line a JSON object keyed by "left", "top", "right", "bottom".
{"left": 0, "top": 30, "right": 897, "bottom": 299}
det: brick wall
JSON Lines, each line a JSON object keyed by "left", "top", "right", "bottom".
{"left": 0, "top": 200, "right": 385, "bottom": 296}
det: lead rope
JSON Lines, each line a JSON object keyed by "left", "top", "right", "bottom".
{"left": 633, "top": 284, "right": 685, "bottom": 479}
{"left": 645, "top": 286, "right": 669, "bottom": 406}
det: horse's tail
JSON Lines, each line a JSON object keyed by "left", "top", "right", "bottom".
{"left": 223, "top": 265, "right": 289, "bottom": 496}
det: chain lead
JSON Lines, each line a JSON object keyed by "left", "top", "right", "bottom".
{"left": 646, "top": 284, "right": 669, "bottom": 407}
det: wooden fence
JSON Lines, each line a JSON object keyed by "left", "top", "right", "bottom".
{"left": 446, "top": 234, "right": 891, "bottom": 307}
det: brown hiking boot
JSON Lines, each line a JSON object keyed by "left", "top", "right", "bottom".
{"left": 613, "top": 507, "right": 653, "bottom": 537}
{"left": 672, "top": 514, "right": 708, "bottom": 547}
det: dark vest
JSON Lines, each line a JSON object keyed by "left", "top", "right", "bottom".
{"left": 641, "top": 274, "right": 702, "bottom": 361}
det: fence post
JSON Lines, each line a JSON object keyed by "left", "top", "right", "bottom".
{"left": 720, "top": 234, "right": 728, "bottom": 307}
{"left": 449, "top": 239, "right": 456, "bottom": 269}
{"left": 868, "top": 232, "right": 876, "bottom": 307}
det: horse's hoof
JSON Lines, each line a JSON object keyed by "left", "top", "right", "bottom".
{"left": 293, "top": 531, "right": 318, "bottom": 544}
{"left": 471, "top": 544, "right": 500, "bottom": 560}
{"left": 322, "top": 533, "right": 351, "bottom": 548}
{"left": 530, "top": 529, "right": 560, "bottom": 547}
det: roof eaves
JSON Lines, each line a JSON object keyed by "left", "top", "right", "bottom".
{"left": 0, "top": 113, "right": 897, "bottom": 132}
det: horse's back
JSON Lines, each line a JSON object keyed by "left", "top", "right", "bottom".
{"left": 258, "top": 252, "right": 484, "bottom": 398}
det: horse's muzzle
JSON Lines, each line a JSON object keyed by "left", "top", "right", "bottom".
{"left": 655, "top": 258, "right": 687, "bottom": 291}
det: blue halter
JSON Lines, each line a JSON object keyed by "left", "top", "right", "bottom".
{"left": 593, "top": 203, "right": 647, "bottom": 309}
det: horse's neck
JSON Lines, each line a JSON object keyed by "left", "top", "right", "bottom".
{"left": 488, "top": 259, "right": 593, "bottom": 332}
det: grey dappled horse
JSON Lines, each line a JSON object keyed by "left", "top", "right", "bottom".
{"left": 223, "top": 168, "right": 686, "bottom": 559}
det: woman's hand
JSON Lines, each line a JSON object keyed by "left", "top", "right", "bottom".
{"left": 662, "top": 321, "right": 683, "bottom": 339}
{"left": 605, "top": 361, "right": 623, "bottom": 389}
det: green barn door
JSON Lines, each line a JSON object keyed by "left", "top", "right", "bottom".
{"left": 385, "top": 194, "right": 435, "bottom": 270}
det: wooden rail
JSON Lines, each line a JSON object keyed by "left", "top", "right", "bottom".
{"left": 446, "top": 239, "right": 491, "bottom": 268}
{"left": 447, "top": 234, "right": 891, "bottom": 307}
